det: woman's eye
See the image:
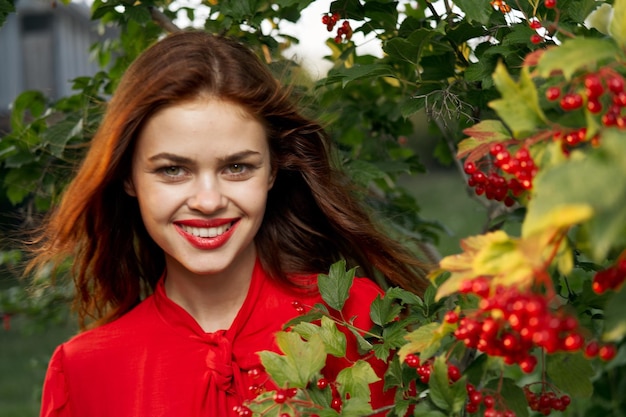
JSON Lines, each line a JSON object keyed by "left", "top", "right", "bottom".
{"left": 229, "top": 164, "right": 245, "bottom": 174}
{"left": 161, "top": 166, "right": 183, "bottom": 176}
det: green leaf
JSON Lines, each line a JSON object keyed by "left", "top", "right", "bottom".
{"left": 536, "top": 38, "right": 621, "bottom": 80}
{"left": 610, "top": 0, "right": 626, "bottom": 49}
{"left": 454, "top": 0, "right": 493, "bottom": 25}
{"left": 258, "top": 332, "right": 327, "bottom": 388}
{"left": 292, "top": 316, "right": 347, "bottom": 358}
{"left": 323, "top": 64, "right": 395, "bottom": 88}
{"left": 524, "top": 131, "right": 626, "bottom": 261}
{"left": 546, "top": 352, "right": 594, "bottom": 398}
{"left": 486, "top": 378, "right": 529, "bottom": 417}
{"left": 383, "top": 29, "right": 433, "bottom": 64}
{"left": 458, "top": 120, "right": 511, "bottom": 161}
{"left": 282, "top": 306, "right": 326, "bottom": 329}
{"left": 318, "top": 260, "right": 356, "bottom": 311}
{"left": 370, "top": 294, "right": 402, "bottom": 326}
{"left": 336, "top": 359, "right": 380, "bottom": 400}
{"left": 603, "top": 284, "right": 626, "bottom": 342}
{"left": 428, "top": 356, "right": 466, "bottom": 413}
{"left": 10, "top": 90, "right": 47, "bottom": 131}
{"left": 410, "top": 402, "right": 449, "bottom": 417}
{"left": 43, "top": 115, "right": 84, "bottom": 158}
{"left": 126, "top": 4, "right": 152, "bottom": 24}
{"left": 398, "top": 322, "right": 443, "bottom": 362}
{"left": 488, "top": 63, "right": 546, "bottom": 138}
{"left": 347, "top": 325, "right": 374, "bottom": 354}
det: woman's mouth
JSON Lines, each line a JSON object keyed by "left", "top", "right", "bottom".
{"left": 179, "top": 221, "right": 234, "bottom": 238}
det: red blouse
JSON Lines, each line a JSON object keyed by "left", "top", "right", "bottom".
{"left": 40, "top": 260, "right": 393, "bottom": 416}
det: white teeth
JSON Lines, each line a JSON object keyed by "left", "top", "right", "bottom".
{"left": 180, "top": 223, "right": 232, "bottom": 238}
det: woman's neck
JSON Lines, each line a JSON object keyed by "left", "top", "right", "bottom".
{"left": 163, "top": 248, "right": 256, "bottom": 333}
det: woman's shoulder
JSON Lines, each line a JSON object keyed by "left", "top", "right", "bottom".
{"left": 56, "top": 295, "right": 158, "bottom": 360}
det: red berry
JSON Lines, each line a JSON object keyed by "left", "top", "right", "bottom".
{"left": 560, "top": 93, "right": 584, "bottom": 110}
{"left": 464, "top": 161, "right": 477, "bottom": 174}
{"left": 613, "top": 91, "right": 626, "bottom": 106}
{"left": 544, "top": 0, "right": 556, "bottom": 8}
{"left": 519, "top": 355, "right": 537, "bottom": 373}
{"left": 405, "top": 353, "right": 420, "bottom": 368}
{"left": 330, "top": 397, "right": 342, "bottom": 412}
{"left": 584, "top": 74, "right": 604, "bottom": 98}
{"left": 599, "top": 343, "right": 617, "bottom": 361}
{"left": 238, "top": 406, "right": 252, "bottom": 417}
{"left": 529, "top": 18, "right": 542, "bottom": 29}
{"left": 248, "top": 366, "right": 263, "bottom": 379}
{"left": 607, "top": 76, "right": 625, "bottom": 94}
{"left": 316, "top": 378, "right": 329, "bottom": 389}
{"left": 563, "top": 333, "right": 584, "bottom": 351}
{"left": 546, "top": 86, "right": 561, "bottom": 101}
{"left": 322, "top": 15, "right": 330, "bottom": 24}
{"left": 444, "top": 311, "right": 460, "bottom": 324}
{"left": 447, "top": 364, "right": 461, "bottom": 382}
{"left": 483, "top": 395, "right": 496, "bottom": 409}
{"left": 274, "top": 390, "right": 287, "bottom": 404}
{"left": 291, "top": 300, "right": 305, "bottom": 314}
{"left": 469, "top": 390, "right": 483, "bottom": 405}
{"left": 530, "top": 34, "right": 543, "bottom": 44}
{"left": 587, "top": 99, "right": 603, "bottom": 114}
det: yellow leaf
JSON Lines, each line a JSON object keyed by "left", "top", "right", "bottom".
{"left": 522, "top": 204, "right": 594, "bottom": 238}
{"left": 398, "top": 322, "right": 443, "bottom": 362}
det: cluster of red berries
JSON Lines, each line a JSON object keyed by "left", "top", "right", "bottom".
{"left": 490, "top": 0, "right": 511, "bottom": 13}
{"left": 527, "top": 0, "right": 559, "bottom": 43}
{"left": 592, "top": 259, "right": 626, "bottom": 294}
{"left": 528, "top": 18, "right": 547, "bottom": 44}
{"left": 584, "top": 339, "right": 618, "bottom": 361}
{"left": 546, "top": 71, "right": 626, "bottom": 130}
{"left": 466, "top": 384, "right": 516, "bottom": 417}
{"left": 313, "top": 377, "right": 342, "bottom": 413}
{"left": 463, "top": 143, "right": 536, "bottom": 206}
{"left": 321, "top": 13, "right": 353, "bottom": 43}
{"left": 523, "top": 386, "right": 571, "bottom": 415}
{"left": 453, "top": 278, "right": 584, "bottom": 372}
{"left": 404, "top": 354, "right": 462, "bottom": 384}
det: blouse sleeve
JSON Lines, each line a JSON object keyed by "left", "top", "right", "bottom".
{"left": 40, "top": 344, "right": 71, "bottom": 417}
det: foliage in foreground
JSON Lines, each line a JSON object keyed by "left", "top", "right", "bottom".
{"left": 1, "top": 0, "right": 626, "bottom": 416}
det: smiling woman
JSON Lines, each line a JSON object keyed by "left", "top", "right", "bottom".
{"left": 25, "top": 30, "right": 430, "bottom": 417}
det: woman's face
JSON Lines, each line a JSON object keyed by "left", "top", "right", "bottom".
{"left": 125, "top": 98, "right": 274, "bottom": 280}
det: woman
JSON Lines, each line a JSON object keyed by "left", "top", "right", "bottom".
{"left": 29, "top": 30, "right": 430, "bottom": 416}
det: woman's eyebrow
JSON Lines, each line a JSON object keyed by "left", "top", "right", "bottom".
{"left": 217, "top": 150, "right": 262, "bottom": 164}
{"left": 148, "top": 153, "right": 194, "bottom": 165}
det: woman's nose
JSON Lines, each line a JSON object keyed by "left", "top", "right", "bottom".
{"left": 187, "top": 177, "right": 227, "bottom": 213}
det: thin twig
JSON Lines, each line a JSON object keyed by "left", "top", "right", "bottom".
{"left": 149, "top": 6, "right": 181, "bottom": 33}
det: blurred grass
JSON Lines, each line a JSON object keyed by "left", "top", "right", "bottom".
{"left": 0, "top": 169, "right": 487, "bottom": 416}
{"left": 0, "top": 315, "right": 75, "bottom": 417}
{"left": 400, "top": 169, "right": 488, "bottom": 257}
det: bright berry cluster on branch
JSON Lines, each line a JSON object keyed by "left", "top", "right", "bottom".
{"left": 524, "top": 384, "right": 571, "bottom": 415}
{"left": 466, "top": 383, "right": 517, "bottom": 417}
{"left": 464, "top": 143, "right": 536, "bottom": 206}
{"left": 405, "top": 354, "right": 462, "bottom": 385}
{"left": 546, "top": 70, "right": 626, "bottom": 153}
{"left": 454, "top": 278, "right": 584, "bottom": 373}
{"left": 592, "top": 259, "right": 626, "bottom": 294}
{"left": 321, "top": 12, "right": 352, "bottom": 43}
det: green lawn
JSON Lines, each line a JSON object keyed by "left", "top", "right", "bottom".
{"left": 0, "top": 170, "right": 488, "bottom": 416}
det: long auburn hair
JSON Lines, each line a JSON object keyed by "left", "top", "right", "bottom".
{"left": 27, "top": 30, "right": 431, "bottom": 328}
